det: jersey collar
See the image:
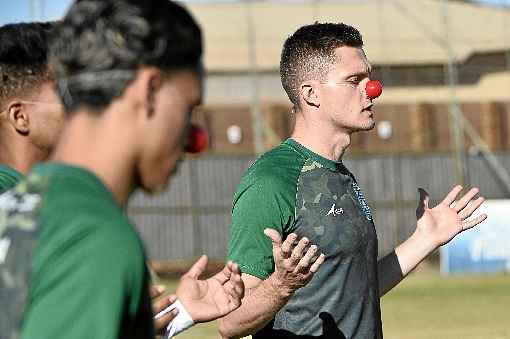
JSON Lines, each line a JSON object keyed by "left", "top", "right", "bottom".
{"left": 285, "top": 138, "right": 345, "bottom": 172}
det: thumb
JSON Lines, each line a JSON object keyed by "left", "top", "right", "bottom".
{"left": 264, "top": 228, "right": 282, "bottom": 247}
{"left": 418, "top": 188, "right": 430, "bottom": 208}
{"left": 416, "top": 188, "right": 430, "bottom": 217}
{"left": 264, "top": 228, "right": 282, "bottom": 262}
{"left": 185, "top": 255, "right": 208, "bottom": 279}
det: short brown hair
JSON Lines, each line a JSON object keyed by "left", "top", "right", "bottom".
{"left": 280, "top": 22, "right": 363, "bottom": 106}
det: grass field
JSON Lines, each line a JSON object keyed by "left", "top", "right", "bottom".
{"left": 161, "top": 264, "right": 510, "bottom": 339}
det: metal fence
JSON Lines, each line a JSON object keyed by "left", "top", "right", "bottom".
{"left": 128, "top": 152, "right": 510, "bottom": 261}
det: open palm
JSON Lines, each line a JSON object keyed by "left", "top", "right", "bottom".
{"left": 176, "top": 255, "right": 244, "bottom": 323}
{"left": 416, "top": 185, "right": 487, "bottom": 247}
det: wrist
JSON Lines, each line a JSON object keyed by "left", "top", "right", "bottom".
{"left": 265, "top": 274, "right": 294, "bottom": 299}
{"left": 394, "top": 229, "right": 439, "bottom": 277}
{"left": 410, "top": 227, "right": 440, "bottom": 254}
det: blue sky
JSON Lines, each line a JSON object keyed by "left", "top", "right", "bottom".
{"left": 0, "top": 0, "right": 507, "bottom": 25}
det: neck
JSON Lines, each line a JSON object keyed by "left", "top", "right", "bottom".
{"left": 291, "top": 110, "right": 351, "bottom": 161}
{"left": 51, "top": 111, "right": 137, "bottom": 208}
{"left": 0, "top": 133, "right": 49, "bottom": 175}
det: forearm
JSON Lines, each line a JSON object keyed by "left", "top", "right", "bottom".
{"left": 218, "top": 274, "right": 293, "bottom": 339}
{"left": 377, "top": 250, "right": 403, "bottom": 297}
{"left": 378, "top": 229, "right": 437, "bottom": 296}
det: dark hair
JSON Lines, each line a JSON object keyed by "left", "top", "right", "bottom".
{"left": 280, "top": 22, "right": 363, "bottom": 107}
{"left": 0, "top": 22, "right": 55, "bottom": 106}
{"left": 50, "top": 0, "right": 203, "bottom": 113}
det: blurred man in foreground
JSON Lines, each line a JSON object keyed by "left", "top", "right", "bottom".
{"left": 0, "top": 21, "right": 185, "bottom": 335}
{"left": 0, "top": 1, "right": 245, "bottom": 338}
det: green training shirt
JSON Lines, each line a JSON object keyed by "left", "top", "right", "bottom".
{"left": 228, "top": 139, "right": 382, "bottom": 339}
{"left": 0, "top": 165, "right": 23, "bottom": 192}
{"left": 0, "top": 163, "right": 153, "bottom": 339}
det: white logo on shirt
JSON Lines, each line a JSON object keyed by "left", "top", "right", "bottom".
{"left": 326, "top": 204, "right": 344, "bottom": 217}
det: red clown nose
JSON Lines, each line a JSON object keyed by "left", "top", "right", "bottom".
{"left": 366, "top": 80, "right": 383, "bottom": 100}
{"left": 185, "top": 124, "right": 209, "bottom": 154}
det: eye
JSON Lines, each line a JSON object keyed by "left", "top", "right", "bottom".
{"left": 347, "top": 76, "right": 361, "bottom": 86}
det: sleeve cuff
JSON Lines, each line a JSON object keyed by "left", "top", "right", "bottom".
{"left": 155, "top": 300, "right": 195, "bottom": 338}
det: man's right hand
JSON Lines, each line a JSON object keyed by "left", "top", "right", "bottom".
{"left": 217, "top": 230, "right": 325, "bottom": 339}
{"left": 264, "top": 228, "right": 325, "bottom": 297}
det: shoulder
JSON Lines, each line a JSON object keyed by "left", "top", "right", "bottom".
{"left": 235, "top": 142, "right": 306, "bottom": 200}
{"left": 36, "top": 188, "right": 145, "bottom": 272}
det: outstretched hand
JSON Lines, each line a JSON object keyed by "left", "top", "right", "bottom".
{"left": 264, "top": 228, "right": 325, "bottom": 296}
{"left": 176, "top": 255, "right": 245, "bottom": 323}
{"left": 416, "top": 185, "right": 487, "bottom": 247}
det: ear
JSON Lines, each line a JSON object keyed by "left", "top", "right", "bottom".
{"left": 7, "top": 101, "right": 29, "bottom": 134}
{"left": 127, "top": 67, "right": 163, "bottom": 119}
{"left": 299, "top": 82, "right": 320, "bottom": 108}
{"left": 146, "top": 74, "right": 162, "bottom": 118}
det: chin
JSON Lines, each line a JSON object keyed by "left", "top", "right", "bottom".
{"left": 141, "top": 179, "right": 170, "bottom": 196}
{"left": 364, "top": 121, "right": 376, "bottom": 131}
{"left": 138, "top": 168, "right": 173, "bottom": 195}
{"left": 350, "top": 121, "right": 375, "bottom": 133}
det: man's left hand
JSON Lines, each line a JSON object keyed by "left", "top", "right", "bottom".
{"left": 176, "top": 255, "right": 245, "bottom": 323}
{"left": 415, "top": 185, "right": 487, "bottom": 248}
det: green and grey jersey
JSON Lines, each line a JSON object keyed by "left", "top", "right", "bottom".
{"left": 0, "top": 165, "right": 23, "bottom": 193}
{"left": 228, "top": 139, "right": 382, "bottom": 339}
{"left": 0, "top": 163, "right": 153, "bottom": 339}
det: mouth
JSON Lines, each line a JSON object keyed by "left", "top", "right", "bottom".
{"left": 363, "top": 103, "right": 373, "bottom": 111}
{"left": 362, "top": 104, "right": 374, "bottom": 116}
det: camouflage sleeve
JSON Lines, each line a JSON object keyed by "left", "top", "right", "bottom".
{"left": 228, "top": 176, "right": 296, "bottom": 280}
{"left": 0, "top": 174, "right": 20, "bottom": 193}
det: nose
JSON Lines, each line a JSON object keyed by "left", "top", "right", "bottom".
{"left": 365, "top": 80, "right": 383, "bottom": 100}
{"left": 185, "top": 123, "right": 209, "bottom": 154}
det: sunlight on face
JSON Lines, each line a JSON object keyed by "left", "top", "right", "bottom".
{"left": 319, "top": 46, "right": 375, "bottom": 133}
{"left": 138, "top": 70, "right": 203, "bottom": 194}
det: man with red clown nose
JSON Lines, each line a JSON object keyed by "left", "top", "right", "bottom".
{"left": 220, "top": 22, "right": 487, "bottom": 339}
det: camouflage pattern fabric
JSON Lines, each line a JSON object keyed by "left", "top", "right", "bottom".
{"left": 0, "top": 174, "right": 47, "bottom": 339}
{"left": 0, "top": 166, "right": 23, "bottom": 193}
{"left": 230, "top": 139, "right": 382, "bottom": 339}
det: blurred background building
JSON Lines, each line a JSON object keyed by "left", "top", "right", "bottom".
{"left": 188, "top": 0, "right": 510, "bottom": 156}
{"left": 2, "top": 0, "right": 510, "bottom": 268}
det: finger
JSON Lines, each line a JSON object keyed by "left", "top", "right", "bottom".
{"left": 289, "top": 237, "right": 309, "bottom": 265}
{"left": 264, "top": 228, "right": 284, "bottom": 261}
{"left": 213, "top": 261, "right": 235, "bottom": 285}
{"left": 309, "top": 253, "right": 325, "bottom": 273}
{"left": 149, "top": 284, "right": 166, "bottom": 299}
{"left": 462, "top": 213, "right": 487, "bottom": 231}
{"left": 417, "top": 188, "right": 430, "bottom": 210}
{"left": 264, "top": 228, "right": 282, "bottom": 245}
{"left": 458, "top": 196, "right": 485, "bottom": 220}
{"left": 229, "top": 264, "right": 245, "bottom": 298}
{"left": 154, "top": 300, "right": 179, "bottom": 335}
{"left": 224, "top": 281, "right": 242, "bottom": 310}
{"left": 185, "top": 255, "right": 208, "bottom": 279}
{"left": 281, "top": 233, "right": 298, "bottom": 259}
{"left": 229, "top": 261, "right": 241, "bottom": 275}
{"left": 453, "top": 187, "right": 480, "bottom": 212}
{"left": 441, "top": 185, "right": 463, "bottom": 206}
{"left": 154, "top": 309, "right": 178, "bottom": 334}
{"left": 230, "top": 275, "right": 244, "bottom": 308}
{"left": 153, "top": 294, "right": 177, "bottom": 316}
{"left": 294, "top": 245, "right": 317, "bottom": 273}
